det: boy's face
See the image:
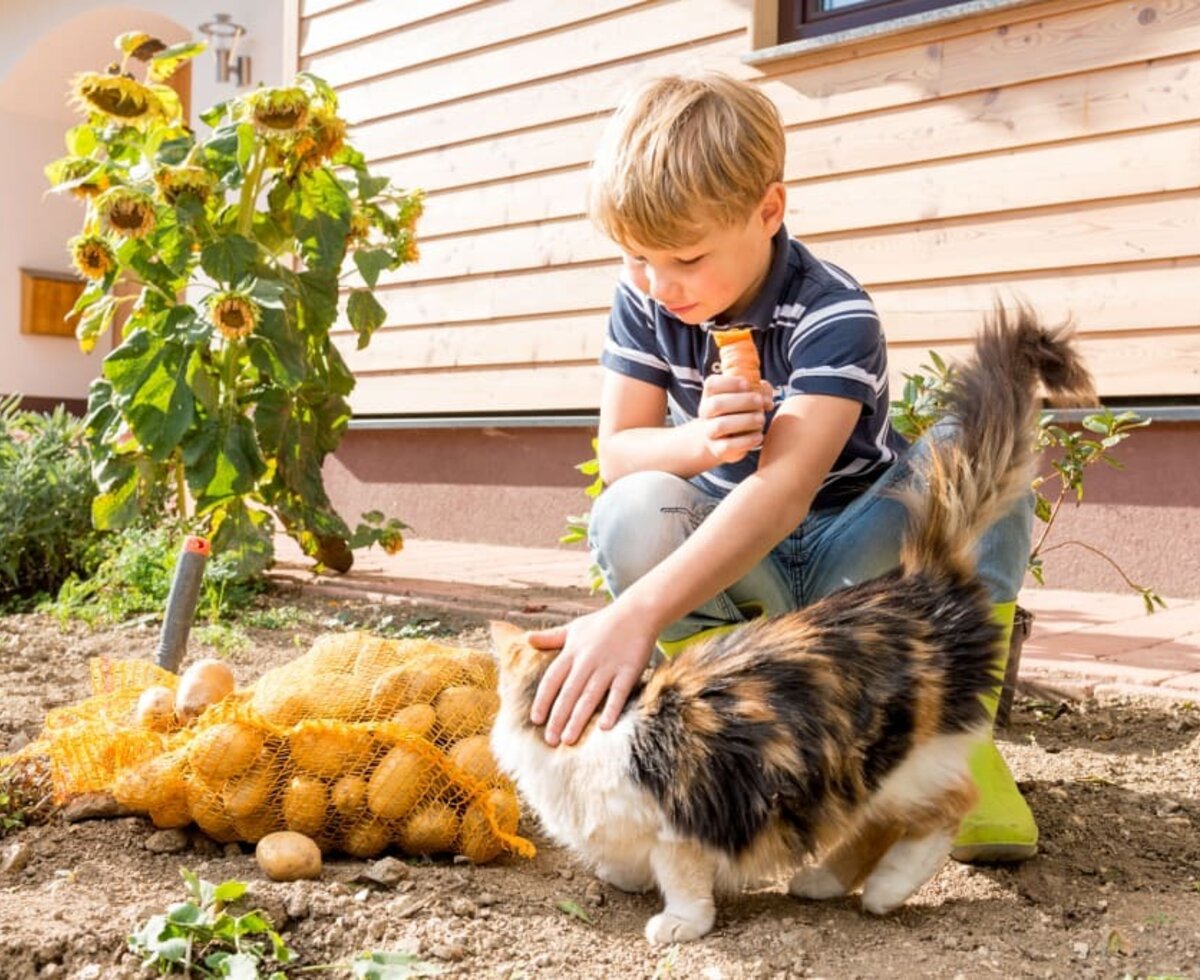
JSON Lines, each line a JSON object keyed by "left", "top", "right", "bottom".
{"left": 620, "top": 184, "right": 785, "bottom": 326}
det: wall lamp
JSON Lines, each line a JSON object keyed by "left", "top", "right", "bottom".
{"left": 198, "top": 14, "right": 251, "bottom": 86}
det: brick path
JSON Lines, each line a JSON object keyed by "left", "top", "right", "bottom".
{"left": 272, "top": 536, "right": 1200, "bottom": 700}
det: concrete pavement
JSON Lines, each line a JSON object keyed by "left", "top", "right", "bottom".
{"left": 271, "top": 536, "right": 1200, "bottom": 701}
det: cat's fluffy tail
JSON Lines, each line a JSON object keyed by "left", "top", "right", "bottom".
{"left": 900, "top": 304, "right": 1096, "bottom": 582}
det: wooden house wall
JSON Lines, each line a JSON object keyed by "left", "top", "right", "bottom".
{"left": 298, "top": 0, "right": 1200, "bottom": 415}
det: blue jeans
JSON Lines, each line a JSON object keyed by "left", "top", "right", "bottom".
{"left": 588, "top": 431, "right": 1034, "bottom": 642}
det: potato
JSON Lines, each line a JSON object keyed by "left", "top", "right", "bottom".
{"left": 256, "top": 830, "right": 322, "bottom": 880}
{"left": 186, "top": 779, "right": 238, "bottom": 843}
{"left": 223, "top": 763, "right": 278, "bottom": 819}
{"left": 289, "top": 722, "right": 376, "bottom": 778}
{"left": 378, "top": 704, "right": 436, "bottom": 742}
{"left": 282, "top": 775, "right": 328, "bottom": 837}
{"left": 459, "top": 788, "right": 520, "bottom": 864}
{"left": 367, "top": 744, "right": 435, "bottom": 820}
{"left": 448, "top": 649, "right": 499, "bottom": 689}
{"left": 175, "top": 658, "right": 235, "bottom": 724}
{"left": 446, "top": 735, "right": 500, "bottom": 786}
{"left": 233, "top": 807, "right": 285, "bottom": 843}
{"left": 367, "top": 659, "right": 449, "bottom": 716}
{"left": 434, "top": 686, "right": 500, "bottom": 739}
{"left": 342, "top": 818, "right": 391, "bottom": 858}
{"left": 134, "top": 685, "right": 177, "bottom": 732}
{"left": 250, "top": 681, "right": 312, "bottom": 727}
{"left": 188, "top": 722, "right": 264, "bottom": 783}
{"left": 147, "top": 791, "right": 192, "bottom": 829}
{"left": 113, "top": 748, "right": 186, "bottom": 811}
{"left": 305, "top": 633, "right": 360, "bottom": 674}
{"left": 399, "top": 802, "right": 460, "bottom": 855}
{"left": 330, "top": 774, "right": 368, "bottom": 818}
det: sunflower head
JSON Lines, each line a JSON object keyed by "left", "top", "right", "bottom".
{"left": 396, "top": 229, "right": 419, "bottom": 265}
{"left": 69, "top": 234, "right": 118, "bottom": 280}
{"left": 396, "top": 190, "right": 425, "bottom": 232}
{"left": 154, "top": 165, "right": 217, "bottom": 205}
{"left": 56, "top": 158, "right": 112, "bottom": 199}
{"left": 208, "top": 291, "right": 261, "bottom": 340}
{"left": 346, "top": 207, "right": 372, "bottom": 245}
{"left": 292, "top": 103, "right": 347, "bottom": 173}
{"left": 244, "top": 86, "right": 311, "bottom": 133}
{"left": 97, "top": 187, "right": 157, "bottom": 238}
{"left": 71, "top": 71, "right": 163, "bottom": 125}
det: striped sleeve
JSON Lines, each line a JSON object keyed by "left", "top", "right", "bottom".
{"left": 784, "top": 293, "right": 887, "bottom": 414}
{"left": 598, "top": 277, "right": 670, "bottom": 388}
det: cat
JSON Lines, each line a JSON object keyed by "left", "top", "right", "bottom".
{"left": 489, "top": 307, "right": 1095, "bottom": 944}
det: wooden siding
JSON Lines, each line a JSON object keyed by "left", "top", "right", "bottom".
{"left": 298, "top": 0, "right": 1200, "bottom": 415}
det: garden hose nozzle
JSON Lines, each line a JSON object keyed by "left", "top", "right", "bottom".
{"left": 155, "top": 535, "right": 211, "bottom": 673}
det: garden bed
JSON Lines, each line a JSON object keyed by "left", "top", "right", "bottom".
{"left": 1, "top": 586, "right": 1198, "bottom": 979}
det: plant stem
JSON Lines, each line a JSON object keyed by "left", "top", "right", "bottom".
{"left": 1038, "top": 539, "right": 1150, "bottom": 594}
{"left": 1029, "top": 488, "right": 1067, "bottom": 562}
{"left": 175, "top": 454, "right": 188, "bottom": 520}
{"left": 237, "top": 144, "right": 266, "bottom": 239}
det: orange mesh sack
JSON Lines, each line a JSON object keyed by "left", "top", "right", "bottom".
{"left": 10, "top": 632, "right": 532, "bottom": 864}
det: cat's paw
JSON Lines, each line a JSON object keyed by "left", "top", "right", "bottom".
{"left": 788, "top": 865, "right": 847, "bottom": 901}
{"left": 644, "top": 909, "right": 714, "bottom": 944}
{"left": 596, "top": 863, "right": 653, "bottom": 894}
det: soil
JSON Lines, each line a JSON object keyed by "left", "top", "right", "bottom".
{"left": 2, "top": 585, "right": 1199, "bottom": 980}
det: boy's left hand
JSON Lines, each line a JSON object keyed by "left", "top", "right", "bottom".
{"left": 528, "top": 605, "right": 658, "bottom": 746}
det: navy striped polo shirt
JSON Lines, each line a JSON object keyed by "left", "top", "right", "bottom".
{"left": 600, "top": 225, "right": 908, "bottom": 510}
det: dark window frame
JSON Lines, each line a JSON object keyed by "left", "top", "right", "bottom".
{"left": 778, "top": 0, "right": 966, "bottom": 41}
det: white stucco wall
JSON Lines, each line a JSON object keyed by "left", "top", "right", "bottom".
{"left": 0, "top": 1, "right": 285, "bottom": 404}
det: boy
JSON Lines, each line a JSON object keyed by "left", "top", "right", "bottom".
{"left": 528, "top": 72, "right": 1037, "bottom": 863}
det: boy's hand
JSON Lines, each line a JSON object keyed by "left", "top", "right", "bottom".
{"left": 697, "top": 374, "right": 774, "bottom": 464}
{"left": 528, "top": 605, "right": 658, "bottom": 746}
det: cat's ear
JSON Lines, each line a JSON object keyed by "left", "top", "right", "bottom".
{"left": 488, "top": 620, "right": 524, "bottom": 652}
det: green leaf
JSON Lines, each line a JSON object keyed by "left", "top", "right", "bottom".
{"left": 223, "top": 953, "right": 261, "bottom": 980}
{"left": 76, "top": 295, "right": 118, "bottom": 355}
{"left": 357, "top": 171, "right": 391, "bottom": 200}
{"left": 166, "top": 901, "right": 204, "bottom": 925}
{"left": 353, "top": 248, "right": 393, "bottom": 289}
{"left": 352, "top": 950, "right": 444, "bottom": 979}
{"left": 213, "top": 879, "right": 248, "bottom": 904}
{"left": 249, "top": 307, "right": 308, "bottom": 388}
{"left": 66, "top": 124, "right": 97, "bottom": 157}
{"left": 292, "top": 168, "right": 351, "bottom": 274}
{"left": 346, "top": 289, "right": 387, "bottom": 348}
{"left": 91, "top": 467, "right": 141, "bottom": 529}
{"left": 103, "top": 333, "right": 194, "bottom": 461}
{"left": 200, "top": 100, "right": 231, "bottom": 129}
{"left": 201, "top": 234, "right": 258, "bottom": 285}
{"left": 236, "top": 122, "right": 256, "bottom": 172}
{"left": 556, "top": 899, "right": 594, "bottom": 924}
{"left": 148, "top": 39, "right": 207, "bottom": 83}
{"left": 296, "top": 271, "right": 339, "bottom": 335}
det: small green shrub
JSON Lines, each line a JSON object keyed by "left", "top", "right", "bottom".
{"left": 891, "top": 351, "right": 1162, "bottom": 611}
{"left": 49, "top": 523, "right": 263, "bottom": 626}
{"left": 0, "top": 395, "right": 107, "bottom": 608}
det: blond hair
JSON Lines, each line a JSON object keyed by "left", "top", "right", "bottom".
{"left": 589, "top": 72, "right": 785, "bottom": 250}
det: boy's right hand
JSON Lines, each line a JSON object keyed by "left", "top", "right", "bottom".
{"left": 697, "top": 374, "right": 773, "bottom": 465}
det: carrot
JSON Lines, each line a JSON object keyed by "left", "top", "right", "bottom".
{"left": 713, "top": 327, "right": 761, "bottom": 388}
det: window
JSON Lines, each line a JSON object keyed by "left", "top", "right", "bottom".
{"left": 778, "top": 0, "right": 965, "bottom": 41}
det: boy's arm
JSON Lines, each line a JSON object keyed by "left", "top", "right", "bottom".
{"left": 532, "top": 391, "right": 861, "bottom": 745}
{"left": 597, "top": 370, "right": 770, "bottom": 484}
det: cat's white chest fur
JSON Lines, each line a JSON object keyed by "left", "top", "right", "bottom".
{"left": 490, "top": 707, "right": 662, "bottom": 890}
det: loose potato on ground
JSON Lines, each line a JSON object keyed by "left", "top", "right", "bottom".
{"left": 367, "top": 744, "right": 436, "bottom": 820}
{"left": 282, "top": 775, "right": 329, "bottom": 837}
{"left": 399, "top": 802, "right": 460, "bottom": 855}
{"left": 434, "top": 686, "right": 500, "bottom": 739}
{"left": 446, "top": 735, "right": 500, "bottom": 785}
{"left": 289, "top": 722, "right": 376, "bottom": 778}
{"left": 256, "top": 830, "right": 322, "bottom": 881}
{"left": 459, "top": 788, "right": 521, "bottom": 864}
{"left": 175, "top": 658, "right": 235, "bottom": 724}
{"left": 134, "top": 685, "right": 177, "bottom": 732}
{"left": 188, "top": 722, "right": 264, "bottom": 783}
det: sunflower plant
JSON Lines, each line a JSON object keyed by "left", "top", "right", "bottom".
{"left": 48, "top": 31, "right": 418, "bottom": 577}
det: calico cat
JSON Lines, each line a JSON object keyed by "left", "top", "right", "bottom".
{"left": 489, "top": 308, "right": 1095, "bottom": 944}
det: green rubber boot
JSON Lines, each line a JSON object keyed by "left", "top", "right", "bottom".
{"left": 951, "top": 600, "right": 1039, "bottom": 864}
{"left": 656, "top": 622, "right": 740, "bottom": 660}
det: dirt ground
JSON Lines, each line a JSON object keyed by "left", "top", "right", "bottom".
{"left": 1, "top": 585, "right": 1198, "bottom": 980}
